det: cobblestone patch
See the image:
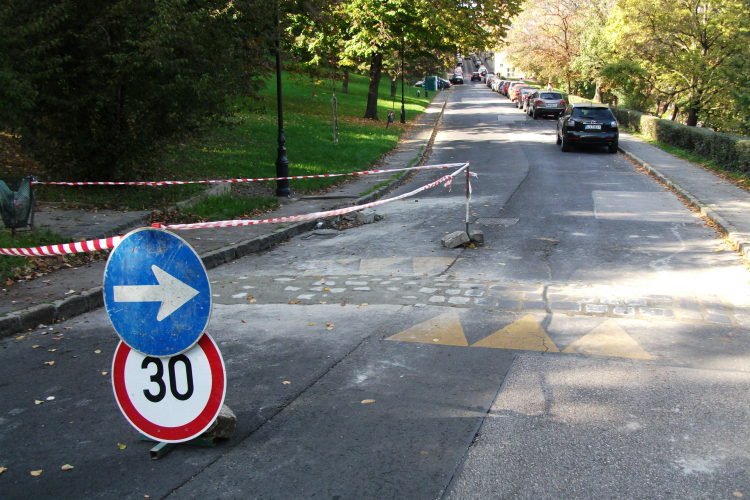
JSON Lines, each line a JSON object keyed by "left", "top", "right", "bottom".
{"left": 210, "top": 275, "right": 739, "bottom": 326}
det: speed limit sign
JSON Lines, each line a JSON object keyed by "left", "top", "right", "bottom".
{"left": 111, "top": 333, "right": 226, "bottom": 443}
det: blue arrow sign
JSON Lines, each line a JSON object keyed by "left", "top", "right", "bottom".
{"left": 103, "top": 228, "right": 211, "bottom": 357}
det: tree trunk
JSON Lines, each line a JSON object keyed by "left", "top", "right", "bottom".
{"left": 594, "top": 83, "right": 603, "bottom": 103}
{"left": 670, "top": 104, "right": 679, "bottom": 121}
{"left": 686, "top": 106, "right": 699, "bottom": 126}
{"left": 390, "top": 76, "right": 397, "bottom": 99}
{"left": 341, "top": 69, "right": 349, "bottom": 94}
{"left": 364, "top": 52, "right": 383, "bottom": 120}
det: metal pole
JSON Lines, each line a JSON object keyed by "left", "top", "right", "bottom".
{"left": 400, "top": 41, "right": 406, "bottom": 124}
{"left": 274, "top": 0, "right": 291, "bottom": 198}
{"left": 465, "top": 164, "right": 470, "bottom": 235}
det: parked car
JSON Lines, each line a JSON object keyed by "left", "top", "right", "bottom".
{"left": 528, "top": 91, "right": 566, "bottom": 119}
{"left": 450, "top": 73, "right": 464, "bottom": 84}
{"left": 501, "top": 81, "right": 512, "bottom": 95}
{"left": 492, "top": 79, "right": 503, "bottom": 92}
{"left": 556, "top": 103, "right": 619, "bottom": 153}
{"left": 413, "top": 79, "right": 425, "bottom": 87}
{"left": 516, "top": 87, "right": 538, "bottom": 109}
{"left": 485, "top": 73, "right": 495, "bottom": 85}
{"left": 437, "top": 77, "right": 452, "bottom": 89}
{"left": 509, "top": 83, "right": 533, "bottom": 102}
{"left": 470, "top": 71, "right": 481, "bottom": 82}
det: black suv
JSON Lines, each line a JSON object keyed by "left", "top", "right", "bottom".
{"left": 557, "top": 103, "right": 619, "bottom": 153}
{"left": 470, "top": 71, "right": 481, "bottom": 82}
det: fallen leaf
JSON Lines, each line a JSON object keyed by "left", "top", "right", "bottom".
{"left": 734, "top": 493, "right": 743, "bottom": 499}
{"left": 30, "top": 470, "right": 43, "bottom": 476}
{"left": 326, "top": 323, "right": 334, "bottom": 327}
{"left": 340, "top": 302, "right": 346, "bottom": 306}
{"left": 63, "top": 327, "right": 72, "bottom": 330}
{"left": 46, "top": 396, "right": 54, "bottom": 401}
{"left": 48, "top": 349, "right": 56, "bottom": 352}
{"left": 44, "top": 361, "right": 55, "bottom": 366}
{"left": 249, "top": 299, "right": 257, "bottom": 303}
{"left": 324, "top": 287, "right": 331, "bottom": 291}
{"left": 61, "top": 464, "right": 74, "bottom": 471}
{"left": 241, "top": 320, "right": 246, "bottom": 323}
{"left": 716, "top": 248, "right": 725, "bottom": 252}
{"left": 420, "top": 451, "right": 429, "bottom": 455}
{"left": 35, "top": 400, "right": 43, "bottom": 405}
{"left": 16, "top": 335, "right": 25, "bottom": 340}
{"left": 102, "top": 372, "right": 108, "bottom": 376}
{"left": 32, "top": 345, "right": 40, "bottom": 349}
{"left": 308, "top": 323, "right": 315, "bottom": 326}
{"left": 319, "top": 301, "right": 327, "bottom": 304}
{"left": 0, "top": 467, "right": 6, "bottom": 475}
{"left": 327, "top": 327, "right": 334, "bottom": 330}
{"left": 282, "top": 381, "right": 291, "bottom": 385}
{"left": 117, "top": 443, "right": 127, "bottom": 450}
{"left": 64, "top": 290, "right": 75, "bottom": 295}
{"left": 246, "top": 295, "right": 254, "bottom": 300}
{"left": 94, "top": 350, "right": 101, "bottom": 354}
{"left": 361, "top": 399, "right": 376, "bottom": 404}
{"left": 289, "top": 300, "right": 300, "bottom": 304}
{"left": 357, "top": 303, "right": 369, "bottom": 308}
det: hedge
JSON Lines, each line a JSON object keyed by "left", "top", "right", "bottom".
{"left": 610, "top": 107, "right": 750, "bottom": 175}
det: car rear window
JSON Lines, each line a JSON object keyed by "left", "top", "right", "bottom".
{"left": 571, "top": 107, "right": 614, "bottom": 119}
{"left": 540, "top": 92, "right": 562, "bottom": 99}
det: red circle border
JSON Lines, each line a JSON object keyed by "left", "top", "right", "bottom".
{"left": 111, "top": 333, "right": 226, "bottom": 443}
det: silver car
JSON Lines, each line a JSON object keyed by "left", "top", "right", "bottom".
{"left": 528, "top": 91, "right": 566, "bottom": 119}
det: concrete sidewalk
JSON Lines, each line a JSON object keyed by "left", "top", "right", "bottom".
{"left": 0, "top": 90, "right": 451, "bottom": 336}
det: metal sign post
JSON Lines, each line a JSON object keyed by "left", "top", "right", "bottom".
{"left": 331, "top": 94, "right": 339, "bottom": 143}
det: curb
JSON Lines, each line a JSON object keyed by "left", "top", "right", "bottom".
{"left": 619, "top": 146, "right": 750, "bottom": 262}
{"left": 1, "top": 92, "right": 451, "bottom": 338}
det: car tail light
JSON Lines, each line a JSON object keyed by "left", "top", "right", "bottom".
{"left": 535, "top": 100, "right": 542, "bottom": 105}
{"left": 560, "top": 100, "right": 566, "bottom": 106}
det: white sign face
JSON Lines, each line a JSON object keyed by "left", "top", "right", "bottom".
{"left": 112, "top": 333, "right": 226, "bottom": 443}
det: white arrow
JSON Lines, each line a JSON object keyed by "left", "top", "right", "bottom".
{"left": 113, "top": 265, "right": 200, "bottom": 321}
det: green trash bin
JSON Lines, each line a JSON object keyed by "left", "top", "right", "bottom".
{"left": 426, "top": 76, "right": 438, "bottom": 92}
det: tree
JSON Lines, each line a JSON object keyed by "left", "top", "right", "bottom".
{"left": 0, "top": 0, "right": 273, "bottom": 181}
{"left": 338, "top": 0, "right": 521, "bottom": 120}
{"left": 608, "top": 0, "right": 750, "bottom": 126}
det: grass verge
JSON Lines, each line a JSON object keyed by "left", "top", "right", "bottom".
{"left": 32, "top": 71, "right": 431, "bottom": 211}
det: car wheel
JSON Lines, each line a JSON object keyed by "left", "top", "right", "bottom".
{"left": 556, "top": 130, "right": 562, "bottom": 145}
{"left": 561, "top": 133, "right": 570, "bottom": 152}
{"left": 608, "top": 141, "right": 619, "bottom": 154}
{"left": 532, "top": 108, "right": 538, "bottom": 120}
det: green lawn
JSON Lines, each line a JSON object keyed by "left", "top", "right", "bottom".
{"left": 35, "top": 71, "right": 432, "bottom": 210}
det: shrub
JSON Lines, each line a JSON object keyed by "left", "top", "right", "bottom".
{"left": 611, "top": 107, "right": 750, "bottom": 174}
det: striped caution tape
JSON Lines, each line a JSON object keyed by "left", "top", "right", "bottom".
{"left": 1, "top": 164, "right": 469, "bottom": 256}
{"left": 31, "top": 163, "right": 468, "bottom": 186}
{"left": 0, "top": 236, "right": 123, "bottom": 257}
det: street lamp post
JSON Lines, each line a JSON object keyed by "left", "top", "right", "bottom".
{"left": 274, "top": 1, "right": 291, "bottom": 198}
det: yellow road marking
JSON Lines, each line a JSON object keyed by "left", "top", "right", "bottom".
{"left": 562, "top": 319, "right": 653, "bottom": 360}
{"left": 472, "top": 314, "right": 559, "bottom": 352}
{"left": 385, "top": 310, "right": 468, "bottom": 346}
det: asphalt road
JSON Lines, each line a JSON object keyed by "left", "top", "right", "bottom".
{"left": 2, "top": 75, "right": 750, "bottom": 499}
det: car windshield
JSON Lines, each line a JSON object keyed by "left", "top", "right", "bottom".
{"left": 571, "top": 107, "right": 614, "bottom": 119}
{"left": 540, "top": 92, "right": 563, "bottom": 99}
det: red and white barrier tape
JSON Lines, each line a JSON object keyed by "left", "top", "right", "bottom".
{"left": 0, "top": 164, "right": 470, "bottom": 256}
{"left": 32, "top": 163, "right": 468, "bottom": 186}
{"left": 153, "top": 164, "right": 469, "bottom": 230}
{"left": 0, "top": 236, "right": 123, "bottom": 257}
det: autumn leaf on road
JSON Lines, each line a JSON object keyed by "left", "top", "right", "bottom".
{"left": 289, "top": 300, "right": 300, "bottom": 304}
{"left": 30, "top": 470, "right": 43, "bottom": 476}
{"left": 117, "top": 443, "right": 127, "bottom": 450}
{"left": 0, "top": 466, "right": 7, "bottom": 475}
{"left": 61, "top": 464, "right": 74, "bottom": 471}
{"left": 44, "top": 361, "right": 55, "bottom": 366}
{"left": 361, "top": 399, "right": 376, "bottom": 404}
{"left": 282, "top": 381, "right": 291, "bottom": 385}
{"left": 358, "top": 303, "right": 369, "bottom": 308}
